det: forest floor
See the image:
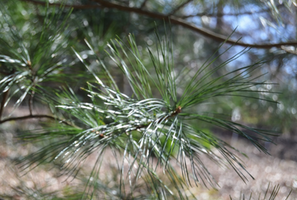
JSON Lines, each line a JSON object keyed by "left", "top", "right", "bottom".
{"left": 0, "top": 119, "right": 297, "bottom": 200}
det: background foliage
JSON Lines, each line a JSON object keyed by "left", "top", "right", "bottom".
{"left": 0, "top": 0, "right": 297, "bottom": 199}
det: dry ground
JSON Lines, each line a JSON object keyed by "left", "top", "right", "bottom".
{"left": 0, "top": 120, "right": 297, "bottom": 200}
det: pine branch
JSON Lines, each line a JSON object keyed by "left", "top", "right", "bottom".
{"left": 20, "top": 0, "right": 297, "bottom": 49}
{"left": 4, "top": 2, "right": 284, "bottom": 197}
{"left": 0, "top": 114, "right": 76, "bottom": 127}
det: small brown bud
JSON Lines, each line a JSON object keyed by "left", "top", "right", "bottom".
{"left": 176, "top": 106, "right": 182, "bottom": 114}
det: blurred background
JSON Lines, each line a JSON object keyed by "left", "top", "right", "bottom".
{"left": 0, "top": 0, "right": 297, "bottom": 199}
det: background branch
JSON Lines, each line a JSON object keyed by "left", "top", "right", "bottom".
{"left": 21, "top": 0, "right": 297, "bottom": 49}
{"left": 1, "top": 0, "right": 296, "bottom": 198}
{"left": 0, "top": 114, "right": 77, "bottom": 127}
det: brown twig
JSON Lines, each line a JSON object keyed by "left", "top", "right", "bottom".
{"left": 21, "top": 0, "right": 297, "bottom": 49}
{"left": 0, "top": 114, "right": 78, "bottom": 127}
{"left": 93, "top": 0, "right": 297, "bottom": 48}
{"left": 160, "top": 106, "right": 182, "bottom": 122}
{"left": 136, "top": 106, "right": 182, "bottom": 130}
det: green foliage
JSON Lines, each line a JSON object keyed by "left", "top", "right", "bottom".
{"left": 0, "top": 1, "right": 73, "bottom": 114}
{"left": 17, "top": 30, "right": 279, "bottom": 199}
{"left": 0, "top": 1, "right": 295, "bottom": 199}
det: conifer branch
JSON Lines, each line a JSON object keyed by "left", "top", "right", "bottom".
{"left": 0, "top": 114, "right": 76, "bottom": 127}
{"left": 21, "top": 0, "right": 297, "bottom": 49}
